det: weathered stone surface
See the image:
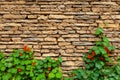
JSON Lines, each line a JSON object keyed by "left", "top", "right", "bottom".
{"left": 44, "top": 37, "right": 56, "bottom": 41}
{"left": 49, "top": 15, "right": 74, "bottom": 19}
{"left": 62, "top": 34, "right": 79, "bottom": 37}
{"left": 73, "top": 42, "right": 94, "bottom": 46}
{"left": 0, "top": 45, "right": 6, "bottom": 48}
{"left": 99, "top": 24, "right": 119, "bottom": 27}
{"left": 42, "top": 45, "right": 59, "bottom": 49}
{"left": 58, "top": 37, "right": 65, "bottom": 41}
{"left": 0, "top": 23, "right": 21, "bottom": 27}
{"left": 0, "top": 0, "right": 119, "bottom": 76}
{"left": 62, "top": 61, "right": 84, "bottom": 67}
{"left": 3, "top": 14, "right": 26, "bottom": 19}
{"left": 23, "top": 38, "right": 44, "bottom": 42}
{"left": 28, "top": 15, "right": 37, "bottom": 19}
{"left": 111, "top": 15, "right": 120, "bottom": 19}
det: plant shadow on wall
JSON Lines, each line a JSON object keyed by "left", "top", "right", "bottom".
{"left": 64, "top": 27, "right": 120, "bottom": 80}
{"left": 0, "top": 27, "right": 120, "bottom": 80}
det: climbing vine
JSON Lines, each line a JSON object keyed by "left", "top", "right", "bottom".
{"left": 64, "top": 27, "right": 120, "bottom": 80}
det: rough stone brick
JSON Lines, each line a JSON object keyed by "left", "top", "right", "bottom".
{"left": 62, "top": 34, "right": 79, "bottom": 37}
{"left": 111, "top": 15, "right": 120, "bottom": 19}
{"left": 0, "top": 23, "right": 21, "bottom": 27}
{"left": 62, "top": 61, "right": 84, "bottom": 67}
{"left": 62, "top": 57, "right": 83, "bottom": 61}
{"left": 65, "top": 49, "right": 74, "bottom": 53}
{"left": 74, "top": 23, "right": 89, "bottom": 26}
{"left": 58, "top": 37, "right": 65, "bottom": 41}
{"left": 101, "top": 15, "right": 112, "bottom": 19}
{"left": 0, "top": 45, "right": 6, "bottom": 48}
{"left": 73, "top": 42, "right": 94, "bottom": 46}
{"left": 42, "top": 53, "right": 59, "bottom": 57}
{"left": 58, "top": 42, "right": 71, "bottom": 46}
{"left": 99, "top": 24, "right": 119, "bottom": 27}
{"left": 41, "top": 49, "right": 49, "bottom": 53}
{"left": 7, "top": 45, "right": 22, "bottom": 48}
{"left": 3, "top": 14, "right": 26, "bottom": 19}
{"left": 65, "top": 38, "right": 79, "bottom": 42}
{"left": 28, "top": 15, "right": 37, "bottom": 19}
{"left": 49, "top": 15, "right": 74, "bottom": 19}
{"left": 38, "top": 15, "right": 48, "bottom": 20}
{"left": 42, "top": 31, "right": 58, "bottom": 34}
{"left": 91, "top": 2, "right": 118, "bottom": 5}
{"left": 40, "top": 42, "right": 57, "bottom": 45}
{"left": 12, "top": 38, "right": 21, "bottom": 42}
{"left": 44, "top": 37, "right": 56, "bottom": 41}
{"left": 42, "top": 45, "right": 59, "bottom": 49}
{"left": 22, "top": 38, "right": 44, "bottom": 42}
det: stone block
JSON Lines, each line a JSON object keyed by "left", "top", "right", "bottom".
{"left": 28, "top": 15, "right": 37, "bottom": 19}
{"left": 49, "top": 15, "right": 73, "bottom": 19}
{"left": 23, "top": 38, "right": 44, "bottom": 42}
{"left": 44, "top": 37, "right": 56, "bottom": 41}
{"left": 99, "top": 24, "right": 119, "bottom": 28}
{"left": 3, "top": 14, "right": 26, "bottom": 19}
{"left": 42, "top": 45, "right": 59, "bottom": 49}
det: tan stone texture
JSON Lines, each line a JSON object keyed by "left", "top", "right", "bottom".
{"left": 0, "top": 0, "right": 120, "bottom": 76}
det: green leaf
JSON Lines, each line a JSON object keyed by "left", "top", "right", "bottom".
{"left": 52, "top": 63, "right": 58, "bottom": 67}
{"left": 1, "top": 66, "right": 6, "bottom": 71}
{"left": 99, "top": 47, "right": 106, "bottom": 55}
{"left": 48, "top": 63, "right": 51, "bottom": 67}
{"left": 102, "top": 42, "right": 110, "bottom": 47}
{"left": 95, "top": 61, "right": 103, "bottom": 69}
{"left": 14, "top": 59, "right": 21, "bottom": 65}
{"left": 26, "top": 65, "right": 32, "bottom": 70}
{"left": 0, "top": 53, "right": 5, "bottom": 59}
{"left": 30, "top": 71, "right": 34, "bottom": 77}
{"left": 102, "top": 36, "right": 109, "bottom": 42}
{"left": 48, "top": 73, "right": 55, "bottom": 79}
{"left": 95, "top": 27, "right": 103, "bottom": 35}
{"left": 8, "top": 68, "right": 17, "bottom": 74}
{"left": 44, "top": 64, "right": 47, "bottom": 68}
{"left": 56, "top": 72, "right": 62, "bottom": 78}
{"left": 108, "top": 46, "right": 115, "bottom": 51}
{"left": 58, "top": 57, "right": 63, "bottom": 63}
{"left": 24, "top": 60, "right": 31, "bottom": 65}
{"left": 5, "top": 57, "right": 13, "bottom": 62}
{"left": 92, "top": 46, "right": 99, "bottom": 55}
{"left": 96, "top": 41, "right": 102, "bottom": 46}
{"left": 15, "top": 75, "right": 21, "bottom": 80}
{"left": 38, "top": 60, "right": 43, "bottom": 65}
{"left": 13, "top": 52, "right": 19, "bottom": 57}
{"left": 2, "top": 73, "right": 12, "bottom": 80}
{"left": 17, "top": 66, "right": 25, "bottom": 70}
{"left": 52, "top": 68, "right": 57, "bottom": 73}
{"left": 36, "top": 73, "right": 46, "bottom": 80}
{"left": 38, "top": 69, "right": 43, "bottom": 73}
{"left": 7, "top": 63, "right": 13, "bottom": 68}
{"left": 46, "top": 56, "right": 51, "bottom": 61}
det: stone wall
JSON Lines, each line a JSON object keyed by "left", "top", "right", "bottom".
{"left": 0, "top": 0, "right": 120, "bottom": 76}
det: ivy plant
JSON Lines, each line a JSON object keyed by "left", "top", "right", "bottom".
{"left": 0, "top": 45, "right": 63, "bottom": 80}
{"left": 33, "top": 56, "right": 63, "bottom": 80}
{"left": 66, "top": 27, "right": 120, "bottom": 80}
{"left": 0, "top": 45, "right": 37, "bottom": 80}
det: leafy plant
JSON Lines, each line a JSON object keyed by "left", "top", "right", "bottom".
{"left": 34, "top": 56, "right": 63, "bottom": 80}
{"left": 0, "top": 45, "right": 37, "bottom": 80}
{"left": 0, "top": 45, "right": 63, "bottom": 80}
{"left": 66, "top": 27, "right": 120, "bottom": 80}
